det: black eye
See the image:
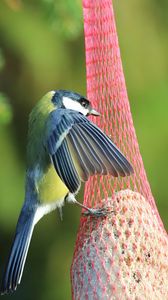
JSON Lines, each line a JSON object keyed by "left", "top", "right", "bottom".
{"left": 80, "top": 98, "right": 89, "bottom": 108}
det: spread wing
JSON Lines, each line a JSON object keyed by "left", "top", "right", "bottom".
{"left": 44, "top": 109, "right": 133, "bottom": 194}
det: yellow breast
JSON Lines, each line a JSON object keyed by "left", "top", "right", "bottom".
{"left": 38, "top": 165, "right": 69, "bottom": 203}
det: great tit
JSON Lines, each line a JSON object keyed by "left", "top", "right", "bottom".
{"left": 1, "top": 90, "right": 133, "bottom": 294}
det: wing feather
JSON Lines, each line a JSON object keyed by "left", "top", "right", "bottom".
{"left": 52, "top": 140, "right": 80, "bottom": 193}
{"left": 84, "top": 122, "right": 133, "bottom": 174}
{"left": 78, "top": 122, "right": 131, "bottom": 176}
{"left": 45, "top": 109, "right": 133, "bottom": 194}
{"left": 70, "top": 127, "right": 107, "bottom": 174}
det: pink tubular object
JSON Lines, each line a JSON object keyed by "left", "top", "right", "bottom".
{"left": 71, "top": 0, "right": 168, "bottom": 299}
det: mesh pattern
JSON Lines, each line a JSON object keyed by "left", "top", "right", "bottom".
{"left": 81, "top": 0, "right": 160, "bottom": 219}
{"left": 72, "top": 190, "right": 168, "bottom": 299}
{"left": 71, "top": 0, "right": 168, "bottom": 299}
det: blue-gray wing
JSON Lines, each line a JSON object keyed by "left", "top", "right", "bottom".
{"left": 45, "top": 109, "right": 133, "bottom": 194}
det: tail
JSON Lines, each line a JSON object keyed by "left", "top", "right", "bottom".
{"left": 1, "top": 206, "right": 37, "bottom": 295}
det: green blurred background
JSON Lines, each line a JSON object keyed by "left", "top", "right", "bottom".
{"left": 0, "top": 0, "right": 167, "bottom": 299}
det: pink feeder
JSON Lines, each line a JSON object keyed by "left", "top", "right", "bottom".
{"left": 71, "top": 1, "right": 168, "bottom": 299}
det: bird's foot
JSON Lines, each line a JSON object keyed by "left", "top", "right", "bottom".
{"left": 82, "top": 207, "right": 112, "bottom": 217}
{"left": 65, "top": 193, "right": 113, "bottom": 218}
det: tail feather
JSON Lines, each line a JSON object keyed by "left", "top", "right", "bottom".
{"left": 1, "top": 208, "right": 37, "bottom": 295}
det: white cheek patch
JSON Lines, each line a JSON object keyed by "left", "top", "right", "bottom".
{"left": 63, "top": 96, "right": 88, "bottom": 116}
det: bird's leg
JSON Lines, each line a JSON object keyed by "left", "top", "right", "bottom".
{"left": 57, "top": 206, "right": 63, "bottom": 221}
{"left": 65, "top": 193, "right": 109, "bottom": 217}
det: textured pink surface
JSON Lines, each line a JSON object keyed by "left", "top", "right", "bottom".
{"left": 71, "top": 0, "right": 167, "bottom": 298}
{"left": 71, "top": 190, "right": 168, "bottom": 300}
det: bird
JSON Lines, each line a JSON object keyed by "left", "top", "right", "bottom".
{"left": 1, "top": 89, "right": 134, "bottom": 294}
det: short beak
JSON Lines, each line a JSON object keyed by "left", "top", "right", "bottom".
{"left": 89, "top": 108, "right": 101, "bottom": 116}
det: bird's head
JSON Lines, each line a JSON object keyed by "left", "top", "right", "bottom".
{"left": 51, "top": 90, "right": 100, "bottom": 117}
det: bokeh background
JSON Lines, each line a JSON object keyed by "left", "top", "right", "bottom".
{"left": 0, "top": 0, "right": 167, "bottom": 299}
